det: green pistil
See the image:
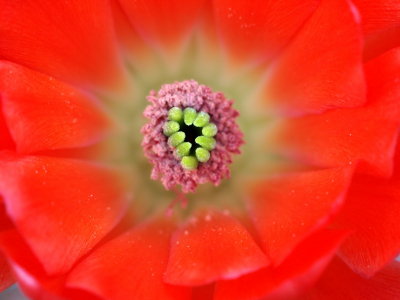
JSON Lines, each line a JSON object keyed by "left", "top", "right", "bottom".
{"left": 165, "top": 106, "right": 217, "bottom": 170}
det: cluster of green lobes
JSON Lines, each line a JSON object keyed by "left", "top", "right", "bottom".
{"left": 163, "top": 107, "right": 218, "bottom": 170}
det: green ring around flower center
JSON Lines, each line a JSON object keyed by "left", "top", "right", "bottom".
{"left": 163, "top": 107, "right": 218, "bottom": 170}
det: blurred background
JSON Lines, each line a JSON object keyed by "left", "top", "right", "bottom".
{"left": 0, "top": 286, "right": 26, "bottom": 300}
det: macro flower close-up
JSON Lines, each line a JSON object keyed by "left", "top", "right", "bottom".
{"left": 0, "top": 0, "right": 400, "bottom": 299}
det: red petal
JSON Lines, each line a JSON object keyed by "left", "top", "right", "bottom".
{"left": 0, "top": 62, "right": 110, "bottom": 154}
{"left": 213, "top": 0, "right": 319, "bottom": 64}
{"left": 0, "top": 230, "right": 63, "bottom": 300}
{"left": 274, "top": 47, "right": 400, "bottom": 177}
{"left": 66, "top": 218, "right": 191, "bottom": 300}
{"left": 335, "top": 173, "right": 400, "bottom": 276}
{"left": 0, "top": 211, "right": 15, "bottom": 294}
{"left": 352, "top": 0, "right": 400, "bottom": 35}
{"left": 0, "top": 153, "right": 130, "bottom": 275}
{"left": 275, "top": 106, "right": 398, "bottom": 177}
{"left": 247, "top": 168, "right": 353, "bottom": 265}
{"left": 264, "top": 0, "right": 365, "bottom": 115}
{"left": 304, "top": 258, "right": 400, "bottom": 300}
{"left": 364, "top": 26, "right": 400, "bottom": 61}
{"left": 0, "top": 203, "right": 99, "bottom": 300}
{"left": 215, "top": 229, "right": 348, "bottom": 300}
{"left": 192, "top": 284, "right": 215, "bottom": 300}
{"left": 0, "top": 0, "right": 124, "bottom": 90}
{"left": 110, "top": 0, "right": 149, "bottom": 59}
{"left": 0, "top": 106, "right": 14, "bottom": 151}
{"left": 118, "top": 0, "right": 206, "bottom": 54}
{"left": 355, "top": 0, "right": 400, "bottom": 61}
{"left": 0, "top": 203, "right": 15, "bottom": 292}
{"left": 164, "top": 210, "right": 269, "bottom": 286}
{"left": 364, "top": 47, "right": 400, "bottom": 105}
{"left": 0, "top": 253, "right": 14, "bottom": 292}
{"left": 0, "top": 229, "right": 101, "bottom": 300}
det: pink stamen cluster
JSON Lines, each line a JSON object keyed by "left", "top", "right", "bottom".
{"left": 141, "top": 80, "right": 243, "bottom": 193}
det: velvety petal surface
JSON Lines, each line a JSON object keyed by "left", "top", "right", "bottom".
{"left": 118, "top": 0, "right": 206, "bottom": 54}
{"left": 0, "top": 62, "right": 110, "bottom": 154}
{"left": 192, "top": 284, "right": 215, "bottom": 300}
{"left": 276, "top": 108, "right": 399, "bottom": 178}
{"left": 335, "top": 142, "right": 400, "bottom": 276}
{"left": 264, "top": 0, "right": 365, "bottom": 115}
{"left": 352, "top": 0, "right": 400, "bottom": 35}
{"left": 301, "top": 50, "right": 400, "bottom": 275}
{"left": 0, "top": 254, "right": 13, "bottom": 292}
{"left": 0, "top": 153, "right": 129, "bottom": 275}
{"left": 0, "top": 0, "right": 124, "bottom": 90}
{"left": 215, "top": 229, "right": 348, "bottom": 300}
{"left": 275, "top": 47, "right": 400, "bottom": 177}
{"left": 164, "top": 210, "right": 269, "bottom": 286}
{"left": 364, "top": 47, "right": 400, "bottom": 107}
{"left": 213, "top": 0, "right": 319, "bottom": 64}
{"left": 304, "top": 258, "right": 400, "bottom": 300}
{"left": 66, "top": 218, "right": 191, "bottom": 300}
{"left": 110, "top": 0, "right": 150, "bottom": 59}
{"left": 354, "top": 0, "right": 400, "bottom": 60}
{"left": 0, "top": 196, "right": 19, "bottom": 293}
{"left": 364, "top": 26, "right": 400, "bottom": 61}
{"left": 0, "top": 107, "right": 14, "bottom": 151}
{"left": 0, "top": 229, "right": 101, "bottom": 300}
{"left": 247, "top": 168, "right": 353, "bottom": 265}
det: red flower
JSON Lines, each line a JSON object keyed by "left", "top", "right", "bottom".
{"left": 0, "top": 0, "right": 400, "bottom": 299}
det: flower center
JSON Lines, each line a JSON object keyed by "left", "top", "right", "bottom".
{"left": 163, "top": 107, "right": 217, "bottom": 170}
{"left": 141, "top": 80, "right": 243, "bottom": 193}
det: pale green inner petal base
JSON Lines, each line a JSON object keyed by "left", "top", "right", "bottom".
{"left": 98, "top": 34, "right": 284, "bottom": 219}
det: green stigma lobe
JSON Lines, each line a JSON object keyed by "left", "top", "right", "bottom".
{"left": 176, "top": 142, "right": 192, "bottom": 157}
{"left": 163, "top": 106, "right": 219, "bottom": 170}
{"left": 183, "top": 107, "right": 197, "bottom": 126}
{"left": 202, "top": 123, "right": 218, "bottom": 137}
{"left": 163, "top": 121, "right": 180, "bottom": 136}
{"left": 181, "top": 156, "right": 198, "bottom": 170}
{"left": 168, "top": 107, "right": 183, "bottom": 122}
{"left": 195, "top": 147, "right": 210, "bottom": 162}
{"left": 195, "top": 136, "right": 216, "bottom": 151}
{"left": 193, "top": 112, "right": 210, "bottom": 127}
{"left": 168, "top": 131, "right": 185, "bottom": 147}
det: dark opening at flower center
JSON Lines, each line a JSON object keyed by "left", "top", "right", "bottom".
{"left": 163, "top": 107, "right": 217, "bottom": 170}
{"left": 141, "top": 80, "right": 243, "bottom": 193}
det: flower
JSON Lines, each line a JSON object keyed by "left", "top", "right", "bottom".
{"left": 0, "top": 0, "right": 399, "bottom": 299}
